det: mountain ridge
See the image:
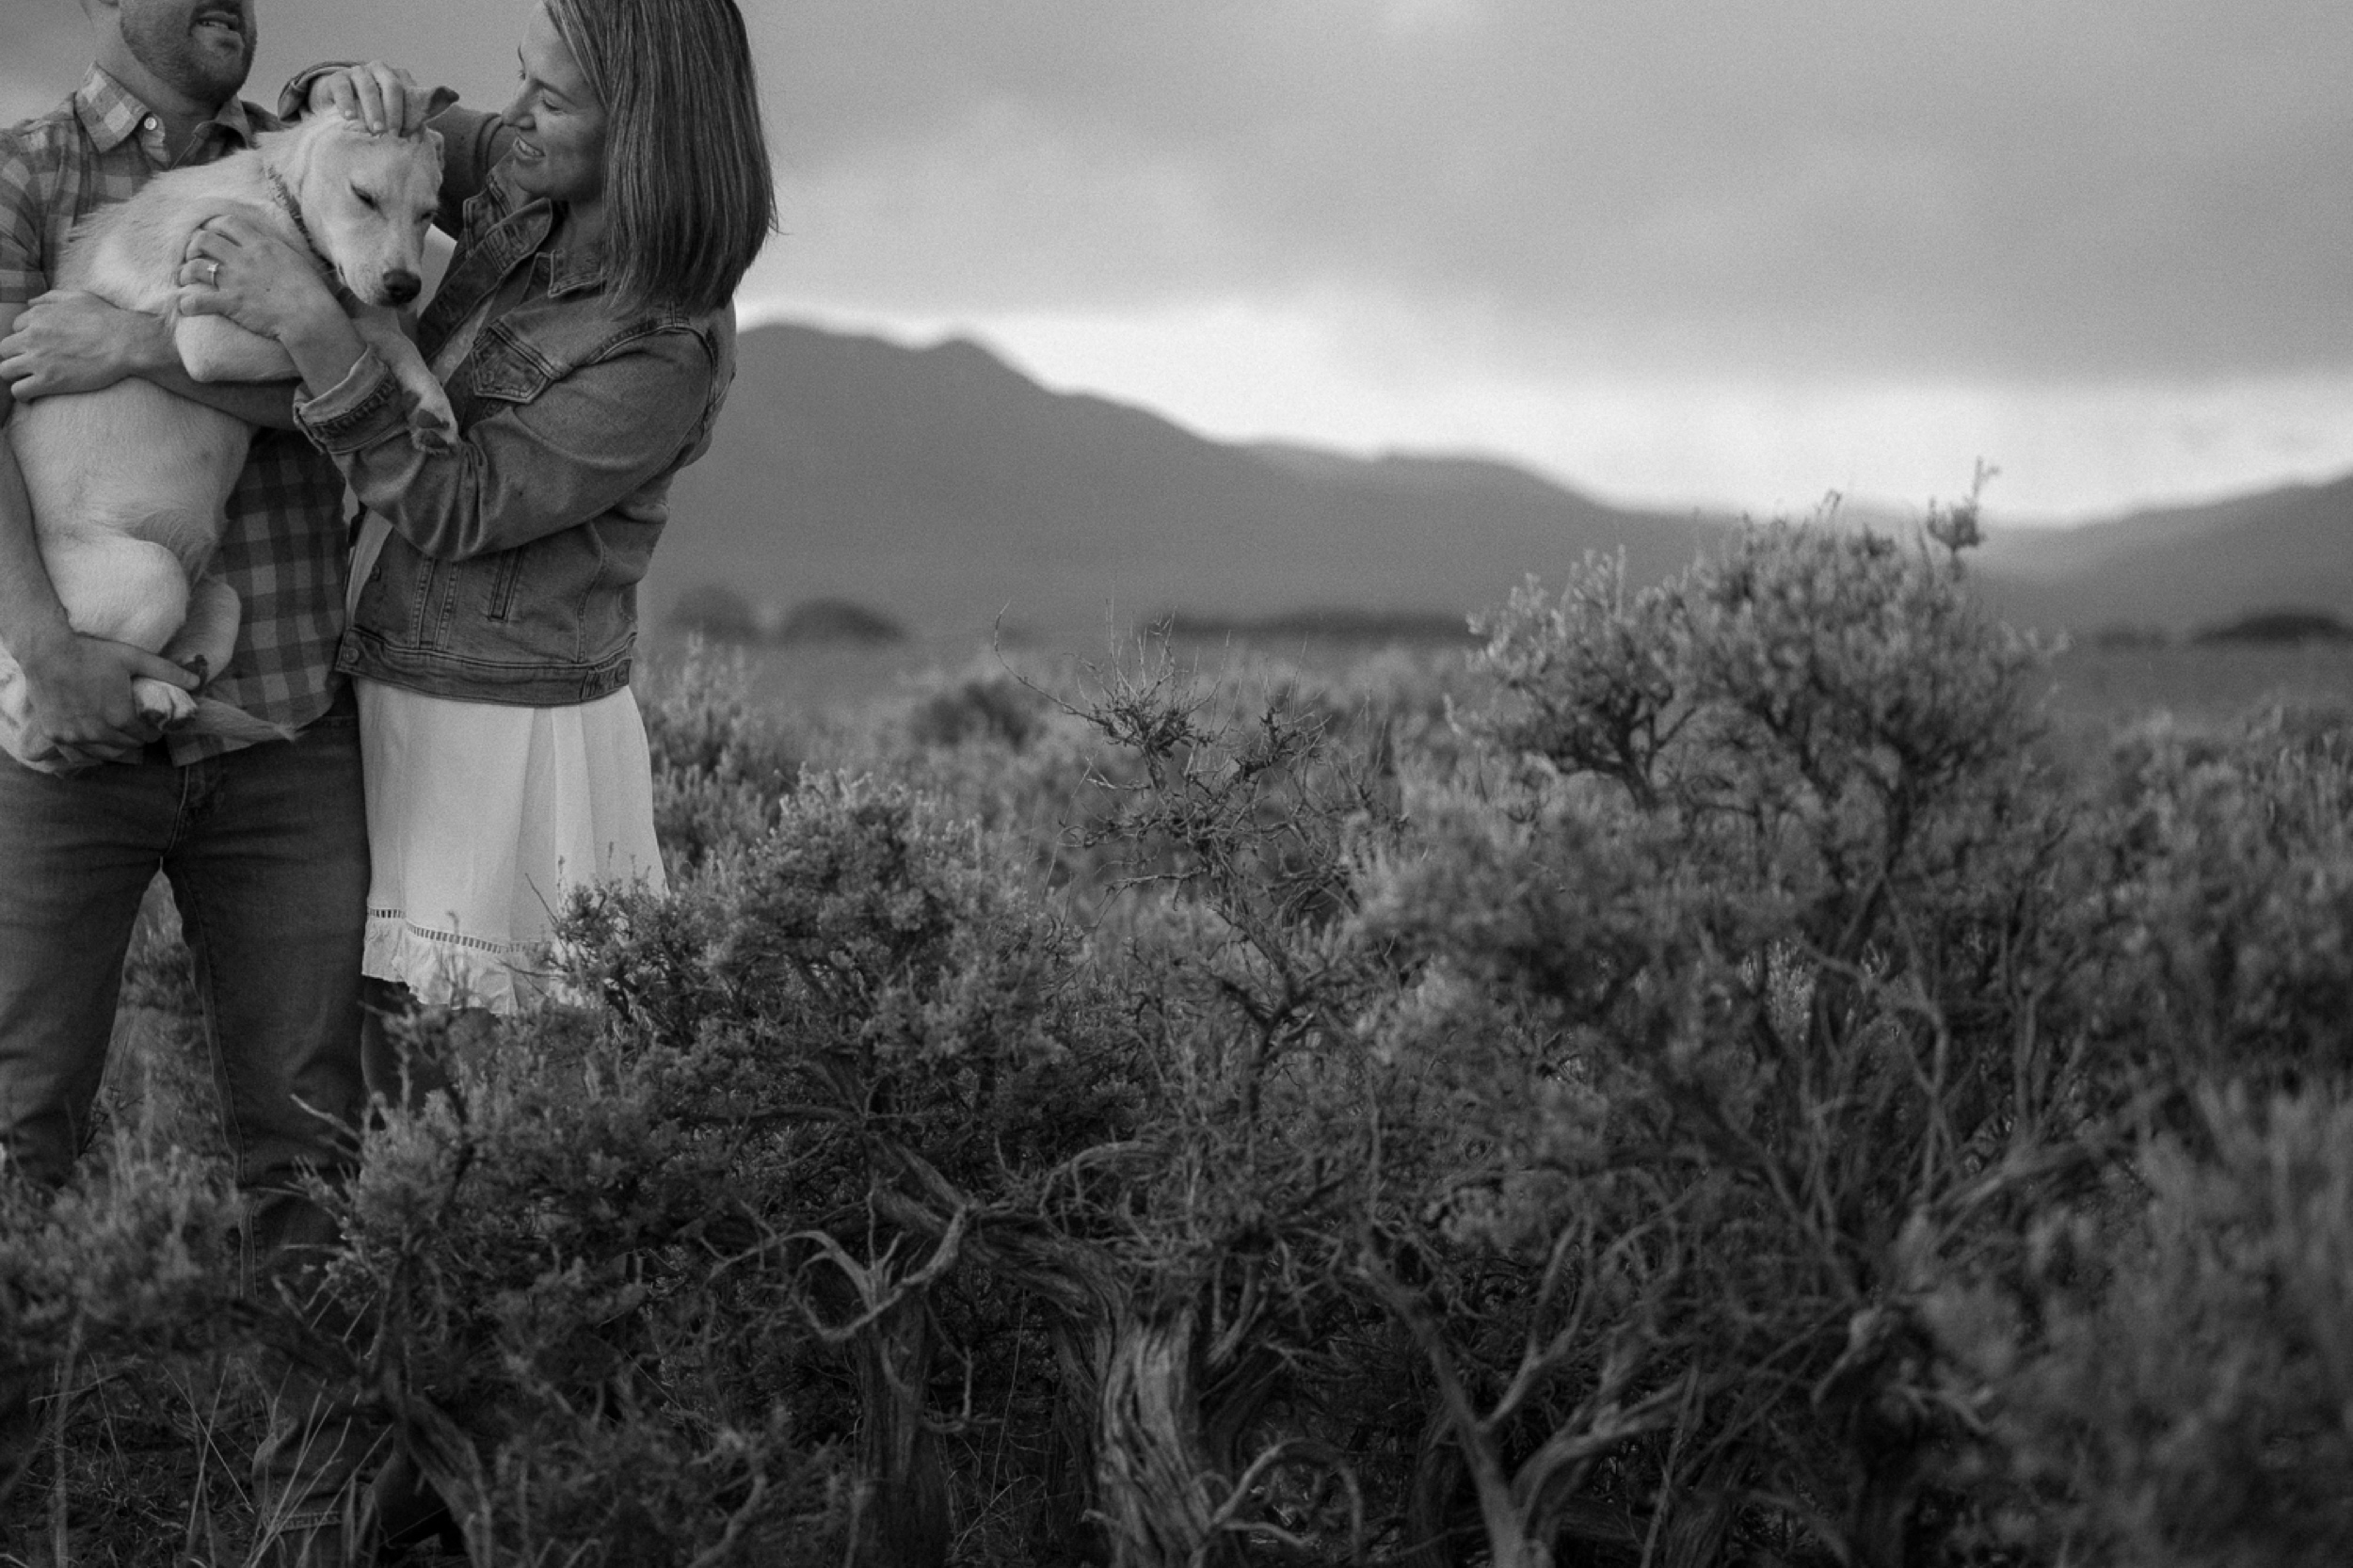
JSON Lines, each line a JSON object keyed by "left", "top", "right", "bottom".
{"left": 652, "top": 321, "right": 2353, "bottom": 643}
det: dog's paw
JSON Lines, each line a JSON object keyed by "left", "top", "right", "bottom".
{"left": 134, "top": 678, "right": 200, "bottom": 731}
{"left": 407, "top": 390, "right": 459, "bottom": 454}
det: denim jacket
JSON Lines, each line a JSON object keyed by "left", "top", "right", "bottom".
{"left": 295, "top": 107, "right": 735, "bottom": 705}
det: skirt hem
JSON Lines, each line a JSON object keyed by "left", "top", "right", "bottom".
{"left": 362, "top": 908, "right": 556, "bottom": 1016}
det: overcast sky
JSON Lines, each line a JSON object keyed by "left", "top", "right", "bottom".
{"left": 8, "top": 0, "right": 2352, "bottom": 519}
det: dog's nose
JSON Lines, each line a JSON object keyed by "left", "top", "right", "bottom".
{"left": 382, "top": 270, "right": 421, "bottom": 306}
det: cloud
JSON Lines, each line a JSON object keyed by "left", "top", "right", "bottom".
{"left": 742, "top": 0, "right": 2353, "bottom": 383}
{"left": 11, "top": 0, "right": 2345, "bottom": 382}
{"left": 11, "top": 0, "right": 2349, "bottom": 508}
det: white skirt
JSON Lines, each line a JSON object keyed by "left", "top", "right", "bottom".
{"left": 358, "top": 677, "right": 666, "bottom": 1014}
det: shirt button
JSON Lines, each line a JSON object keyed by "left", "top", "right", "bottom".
{"left": 143, "top": 117, "right": 158, "bottom": 130}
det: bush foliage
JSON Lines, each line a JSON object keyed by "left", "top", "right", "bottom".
{"left": 8, "top": 512, "right": 2353, "bottom": 1566}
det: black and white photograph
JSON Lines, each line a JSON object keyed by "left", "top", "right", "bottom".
{"left": 2, "top": 2, "right": 2350, "bottom": 1563}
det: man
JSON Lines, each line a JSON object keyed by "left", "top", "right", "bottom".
{"left": 0, "top": 0, "right": 370, "bottom": 1557}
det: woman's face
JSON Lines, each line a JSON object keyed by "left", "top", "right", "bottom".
{"left": 503, "top": 6, "right": 607, "bottom": 211}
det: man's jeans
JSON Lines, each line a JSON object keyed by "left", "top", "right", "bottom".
{"left": 0, "top": 704, "right": 371, "bottom": 1533}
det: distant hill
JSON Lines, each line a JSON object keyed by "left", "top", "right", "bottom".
{"left": 655, "top": 321, "right": 2353, "bottom": 644}
{"left": 1974, "top": 476, "right": 2353, "bottom": 633}
{"left": 2192, "top": 608, "right": 2353, "bottom": 645}
{"left": 654, "top": 324, "right": 1728, "bottom": 644}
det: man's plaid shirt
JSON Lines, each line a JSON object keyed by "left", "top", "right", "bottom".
{"left": 1, "top": 67, "right": 348, "bottom": 762}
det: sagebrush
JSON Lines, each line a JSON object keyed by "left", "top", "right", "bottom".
{"left": 8, "top": 513, "right": 2353, "bottom": 1567}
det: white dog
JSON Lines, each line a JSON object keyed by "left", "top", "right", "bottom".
{"left": 0, "top": 110, "right": 456, "bottom": 768}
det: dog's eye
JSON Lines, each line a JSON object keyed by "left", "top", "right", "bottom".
{"left": 352, "top": 185, "right": 381, "bottom": 212}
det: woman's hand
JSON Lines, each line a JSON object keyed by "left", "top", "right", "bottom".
{"left": 175, "top": 214, "right": 342, "bottom": 344}
{"left": 306, "top": 62, "right": 437, "bottom": 136}
{"left": 177, "top": 215, "right": 368, "bottom": 394}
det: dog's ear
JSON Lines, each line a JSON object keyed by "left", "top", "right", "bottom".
{"left": 424, "top": 87, "right": 459, "bottom": 120}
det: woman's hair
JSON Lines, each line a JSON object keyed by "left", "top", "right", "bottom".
{"left": 541, "top": 0, "right": 776, "bottom": 317}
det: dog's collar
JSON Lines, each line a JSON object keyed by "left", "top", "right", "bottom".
{"left": 263, "top": 166, "right": 330, "bottom": 268}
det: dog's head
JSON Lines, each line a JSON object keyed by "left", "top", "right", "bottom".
{"left": 269, "top": 113, "right": 447, "bottom": 309}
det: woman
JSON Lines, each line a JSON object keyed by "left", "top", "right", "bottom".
{"left": 177, "top": 0, "right": 773, "bottom": 1050}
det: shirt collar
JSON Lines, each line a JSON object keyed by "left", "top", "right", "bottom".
{"left": 72, "top": 66, "right": 258, "bottom": 156}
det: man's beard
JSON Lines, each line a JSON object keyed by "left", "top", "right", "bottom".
{"left": 122, "top": 8, "right": 256, "bottom": 106}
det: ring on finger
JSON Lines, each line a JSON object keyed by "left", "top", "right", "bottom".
{"left": 206, "top": 260, "right": 221, "bottom": 286}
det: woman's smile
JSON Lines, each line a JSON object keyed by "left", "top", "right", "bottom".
{"left": 501, "top": 5, "right": 608, "bottom": 216}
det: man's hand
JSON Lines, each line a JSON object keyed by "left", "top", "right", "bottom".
{"left": 0, "top": 293, "right": 296, "bottom": 425}
{"left": 308, "top": 63, "right": 436, "bottom": 136}
{"left": 0, "top": 292, "right": 170, "bottom": 402}
{"left": 16, "top": 633, "right": 200, "bottom": 766}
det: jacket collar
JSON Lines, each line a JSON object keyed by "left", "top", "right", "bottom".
{"left": 72, "top": 66, "right": 257, "bottom": 157}
{"left": 422, "top": 168, "right": 655, "bottom": 353}
{"left": 508, "top": 199, "right": 610, "bottom": 298}
{"left": 544, "top": 230, "right": 609, "bottom": 299}
{"left": 475, "top": 168, "right": 610, "bottom": 296}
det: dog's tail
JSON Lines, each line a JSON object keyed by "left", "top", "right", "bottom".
{"left": 176, "top": 696, "right": 298, "bottom": 746}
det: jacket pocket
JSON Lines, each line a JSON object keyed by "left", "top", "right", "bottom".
{"left": 464, "top": 319, "right": 561, "bottom": 404}
{"left": 486, "top": 551, "right": 524, "bottom": 622}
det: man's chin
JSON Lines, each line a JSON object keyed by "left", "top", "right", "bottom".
{"left": 177, "top": 55, "right": 254, "bottom": 104}
{"left": 130, "top": 28, "right": 253, "bottom": 106}
{"left": 194, "top": 40, "right": 255, "bottom": 93}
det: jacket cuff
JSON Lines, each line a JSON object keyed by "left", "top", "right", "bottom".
{"left": 278, "top": 63, "right": 360, "bottom": 122}
{"left": 295, "top": 349, "right": 404, "bottom": 453}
